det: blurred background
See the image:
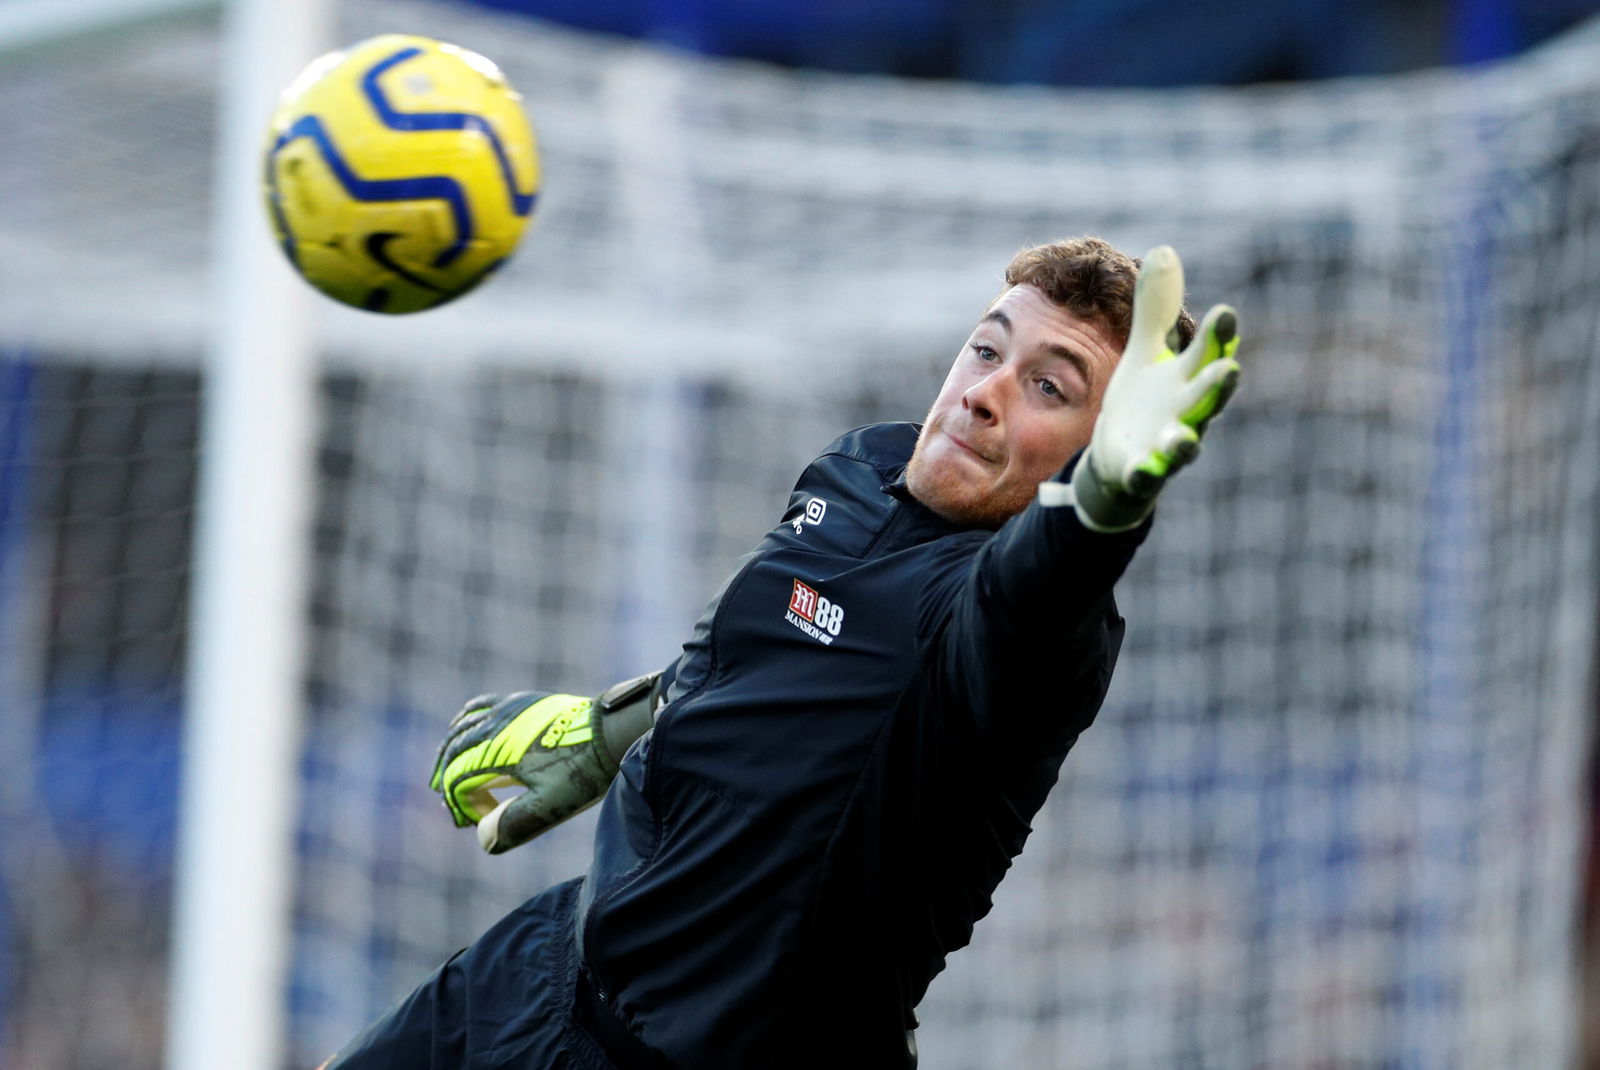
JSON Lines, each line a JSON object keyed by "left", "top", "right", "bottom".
{"left": 2, "top": 0, "right": 1599, "bottom": 1067}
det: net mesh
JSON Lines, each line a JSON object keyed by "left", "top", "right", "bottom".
{"left": 1, "top": 3, "right": 1597, "bottom": 1067}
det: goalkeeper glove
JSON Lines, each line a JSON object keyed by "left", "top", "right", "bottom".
{"left": 1064, "top": 244, "right": 1241, "bottom": 533}
{"left": 428, "top": 673, "right": 661, "bottom": 855}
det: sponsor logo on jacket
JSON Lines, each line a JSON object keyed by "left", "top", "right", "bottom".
{"left": 786, "top": 579, "right": 845, "bottom": 645}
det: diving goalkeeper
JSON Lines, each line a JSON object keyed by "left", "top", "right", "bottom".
{"left": 323, "top": 237, "right": 1241, "bottom": 1069}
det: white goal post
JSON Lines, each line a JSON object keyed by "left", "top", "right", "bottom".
{"left": 165, "top": 1, "right": 329, "bottom": 1068}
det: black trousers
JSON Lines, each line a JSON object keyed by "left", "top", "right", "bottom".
{"left": 324, "top": 878, "right": 630, "bottom": 1070}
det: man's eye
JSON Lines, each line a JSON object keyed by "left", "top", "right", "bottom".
{"left": 1037, "top": 378, "right": 1064, "bottom": 400}
{"left": 971, "top": 344, "right": 998, "bottom": 362}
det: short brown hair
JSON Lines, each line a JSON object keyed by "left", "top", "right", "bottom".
{"left": 1003, "top": 236, "right": 1197, "bottom": 351}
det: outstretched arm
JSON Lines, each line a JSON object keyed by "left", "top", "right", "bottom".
{"left": 931, "top": 244, "right": 1242, "bottom": 741}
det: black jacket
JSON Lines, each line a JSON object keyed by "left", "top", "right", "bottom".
{"left": 576, "top": 422, "right": 1147, "bottom": 1068}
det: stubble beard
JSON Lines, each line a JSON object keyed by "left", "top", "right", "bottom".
{"left": 904, "top": 424, "right": 1033, "bottom": 530}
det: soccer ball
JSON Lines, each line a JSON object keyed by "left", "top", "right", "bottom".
{"left": 263, "top": 34, "right": 540, "bottom": 314}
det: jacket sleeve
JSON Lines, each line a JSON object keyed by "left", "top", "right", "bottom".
{"left": 917, "top": 456, "right": 1151, "bottom": 749}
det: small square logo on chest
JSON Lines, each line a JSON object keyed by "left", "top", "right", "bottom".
{"left": 791, "top": 496, "right": 828, "bottom": 534}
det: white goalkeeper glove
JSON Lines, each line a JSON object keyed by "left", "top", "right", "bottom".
{"left": 1065, "top": 244, "right": 1241, "bottom": 533}
{"left": 429, "top": 673, "right": 660, "bottom": 854}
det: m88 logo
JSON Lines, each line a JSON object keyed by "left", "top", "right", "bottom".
{"left": 786, "top": 579, "right": 845, "bottom": 644}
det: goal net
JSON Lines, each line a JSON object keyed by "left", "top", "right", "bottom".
{"left": 1, "top": 2, "right": 1596, "bottom": 1067}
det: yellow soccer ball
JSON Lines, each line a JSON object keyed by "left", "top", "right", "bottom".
{"left": 263, "top": 34, "right": 540, "bottom": 314}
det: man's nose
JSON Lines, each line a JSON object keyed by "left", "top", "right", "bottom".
{"left": 963, "top": 375, "right": 1001, "bottom": 423}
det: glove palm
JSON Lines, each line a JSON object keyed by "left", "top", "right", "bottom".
{"left": 1069, "top": 245, "right": 1241, "bottom": 532}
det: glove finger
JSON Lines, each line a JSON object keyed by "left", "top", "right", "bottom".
{"left": 462, "top": 776, "right": 512, "bottom": 825}
{"left": 433, "top": 715, "right": 480, "bottom": 783}
{"left": 1175, "top": 304, "right": 1238, "bottom": 377}
{"left": 1127, "top": 246, "right": 1185, "bottom": 363}
{"left": 443, "top": 770, "right": 518, "bottom": 827}
{"left": 449, "top": 692, "right": 503, "bottom": 729}
{"left": 1163, "top": 428, "right": 1202, "bottom": 476}
{"left": 1156, "top": 422, "right": 1201, "bottom": 464}
{"left": 1125, "top": 461, "right": 1168, "bottom": 500}
{"left": 477, "top": 791, "right": 549, "bottom": 855}
{"left": 1206, "top": 361, "right": 1242, "bottom": 421}
{"left": 477, "top": 779, "right": 605, "bottom": 855}
{"left": 1121, "top": 416, "right": 1194, "bottom": 490}
{"left": 431, "top": 707, "right": 498, "bottom": 790}
{"left": 476, "top": 795, "right": 519, "bottom": 854}
{"left": 1177, "top": 357, "right": 1242, "bottom": 429}
{"left": 436, "top": 691, "right": 549, "bottom": 773}
{"left": 432, "top": 693, "right": 510, "bottom": 789}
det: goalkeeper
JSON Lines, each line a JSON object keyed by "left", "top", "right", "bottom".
{"left": 323, "top": 237, "right": 1241, "bottom": 1069}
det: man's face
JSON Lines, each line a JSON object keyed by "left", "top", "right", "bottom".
{"left": 905, "top": 284, "right": 1122, "bottom": 528}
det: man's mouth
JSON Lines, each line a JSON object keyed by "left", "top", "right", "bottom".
{"left": 944, "top": 430, "right": 993, "bottom": 463}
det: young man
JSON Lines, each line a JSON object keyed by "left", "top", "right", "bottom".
{"left": 325, "top": 237, "right": 1241, "bottom": 1069}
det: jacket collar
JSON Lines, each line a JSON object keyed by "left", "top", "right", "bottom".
{"left": 878, "top": 476, "right": 980, "bottom": 549}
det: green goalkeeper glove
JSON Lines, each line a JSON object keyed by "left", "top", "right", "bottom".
{"left": 1062, "top": 244, "right": 1241, "bottom": 533}
{"left": 428, "top": 673, "right": 660, "bottom": 854}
